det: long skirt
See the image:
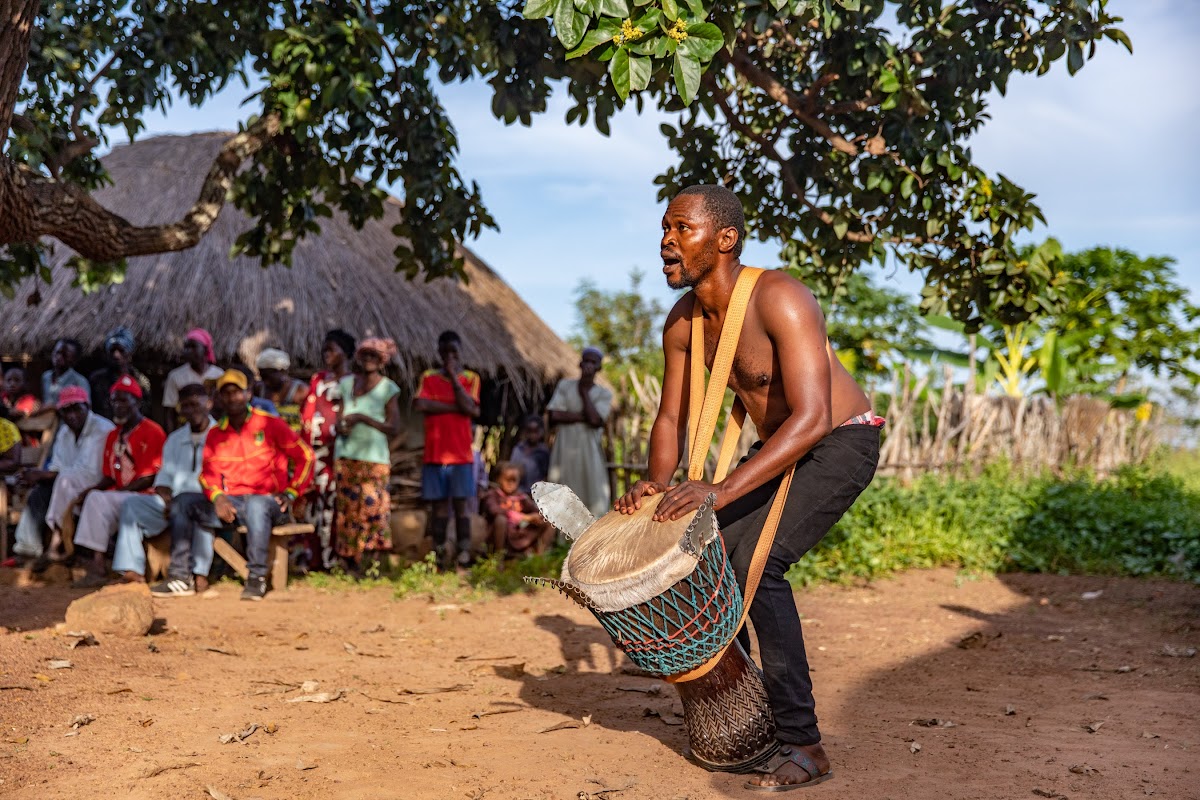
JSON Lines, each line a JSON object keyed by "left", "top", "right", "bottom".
{"left": 334, "top": 458, "right": 393, "bottom": 559}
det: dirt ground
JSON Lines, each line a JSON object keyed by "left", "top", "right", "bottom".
{"left": 0, "top": 567, "right": 1196, "bottom": 800}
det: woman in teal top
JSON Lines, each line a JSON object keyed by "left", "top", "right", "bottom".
{"left": 334, "top": 338, "right": 402, "bottom": 571}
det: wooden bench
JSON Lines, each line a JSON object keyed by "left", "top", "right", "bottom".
{"left": 211, "top": 522, "right": 315, "bottom": 591}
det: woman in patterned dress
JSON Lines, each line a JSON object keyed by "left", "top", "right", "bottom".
{"left": 334, "top": 338, "right": 401, "bottom": 572}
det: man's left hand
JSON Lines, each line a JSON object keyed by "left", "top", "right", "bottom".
{"left": 653, "top": 480, "right": 721, "bottom": 522}
{"left": 274, "top": 493, "right": 294, "bottom": 515}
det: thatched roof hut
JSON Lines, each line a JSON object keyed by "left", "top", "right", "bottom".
{"left": 0, "top": 132, "right": 579, "bottom": 408}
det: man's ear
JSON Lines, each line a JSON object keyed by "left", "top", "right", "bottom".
{"left": 718, "top": 226, "right": 739, "bottom": 255}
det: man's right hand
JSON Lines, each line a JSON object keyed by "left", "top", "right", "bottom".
{"left": 156, "top": 486, "right": 173, "bottom": 518}
{"left": 214, "top": 494, "right": 237, "bottom": 524}
{"left": 614, "top": 480, "right": 667, "bottom": 515}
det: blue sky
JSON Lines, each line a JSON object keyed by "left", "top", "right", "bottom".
{"left": 133, "top": 1, "right": 1199, "bottom": 338}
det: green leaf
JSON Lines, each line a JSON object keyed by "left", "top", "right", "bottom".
{"left": 1066, "top": 42, "right": 1084, "bottom": 75}
{"left": 683, "top": 0, "right": 706, "bottom": 17}
{"left": 598, "top": 0, "right": 630, "bottom": 16}
{"left": 662, "top": 0, "right": 679, "bottom": 20}
{"left": 900, "top": 174, "right": 915, "bottom": 199}
{"left": 523, "top": 0, "right": 555, "bottom": 19}
{"left": 878, "top": 68, "right": 900, "bottom": 93}
{"left": 628, "top": 53, "right": 651, "bottom": 91}
{"left": 832, "top": 217, "right": 849, "bottom": 240}
{"left": 610, "top": 47, "right": 631, "bottom": 101}
{"left": 1105, "top": 28, "right": 1133, "bottom": 54}
{"left": 836, "top": 0, "right": 861, "bottom": 10}
{"left": 567, "top": 26, "right": 618, "bottom": 59}
{"left": 554, "top": 0, "right": 587, "bottom": 50}
{"left": 672, "top": 52, "right": 700, "bottom": 105}
{"left": 680, "top": 22, "right": 723, "bottom": 60}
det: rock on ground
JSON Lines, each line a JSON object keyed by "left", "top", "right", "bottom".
{"left": 63, "top": 582, "right": 154, "bottom": 637}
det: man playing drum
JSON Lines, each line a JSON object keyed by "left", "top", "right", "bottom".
{"left": 616, "top": 184, "right": 883, "bottom": 791}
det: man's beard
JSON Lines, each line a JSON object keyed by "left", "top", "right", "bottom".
{"left": 666, "top": 240, "right": 718, "bottom": 290}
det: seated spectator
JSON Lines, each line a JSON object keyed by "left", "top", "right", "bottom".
{"left": 190, "top": 369, "right": 315, "bottom": 601}
{"left": 89, "top": 326, "right": 151, "bottom": 420}
{"left": 482, "top": 462, "right": 555, "bottom": 559}
{"left": 161, "top": 329, "right": 224, "bottom": 430}
{"left": 227, "top": 364, "right": 279, "bottom": 416}
{"left": 72, "top": 376, "right": 166, "bottom": 587}
{"left": 36, "top": 338, "right": 89, "bottom": 416}
{"left": 115, "top": 384, "right": 215, "bottom": 592}
{"left": 0, "top": 416, "right": 20, "bottom": 474}
{"left": 1, "top": 367, "right": 40, "bottom": 420}
{"left": 16, "top": 387, "right": 114, "bottom": 567}
{"left": 509, "top": 414, "right": 550, "bottom": 494}
{"left": 255, "top": 348, "right": 307, "bottom": 432}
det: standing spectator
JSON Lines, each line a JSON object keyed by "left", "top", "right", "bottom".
{"left": 196, "top": 369, "right": 315, "bottom": 600}
{"left": 255, "top": 348, "right": 307, "bottom": 432}
{"left": 509, "top": 415, "right": 550, "bottom": 495}
{"left": 1, "top": 367, "right": 40, "bottom": 419}
{"left": 334, "top": 338, "right": 401, "bottom": 573}
{"left": 89, "top": 326, "right": 151, "bottom": 420}
{"left": 115, "top": 384, "right": 215, "bottom": 591}
{"left": 414, "top": 330, "right": 481, "bottom": 570}
{"left": 15, "top": 387, "right": 113, "bottom": 567}
{"left": 72, "top": 376, "right": 166, "bottom": 587}
{"left": 482, "top": 462, "right": 555, "bottom": 558}
{"left": 547, "top": 347, "right": 613, "bottom": 518}
{"left": 37, "top": 338, "right": 90, "bottom": 415}
{"left": 161, "top": 329, "right": 224, "bottom": 430}
{"left": 299, "top": 329, "right": 356, "bottom": 570}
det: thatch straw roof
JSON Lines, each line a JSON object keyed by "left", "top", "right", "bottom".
{"left": 0, "top": 132, "right": 580, "bottom": 400}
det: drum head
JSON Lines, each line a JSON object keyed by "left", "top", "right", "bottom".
{"left": 561, "top": 492, "right": 720, "bottom": 612}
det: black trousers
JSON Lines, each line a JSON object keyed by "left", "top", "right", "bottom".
{"left": 716, "top": 423, "right": 880, "bottom": 746}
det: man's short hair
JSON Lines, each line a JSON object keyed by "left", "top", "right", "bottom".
{"left": 676, "top": 185, "right": 746, "bottom": 257}
{"left": 324, "top": 328, "right": 357, "bottom": 359}
{"left": 438, "top": 330, "right": 462, "bottom": 347}
{"left": 177, "top": 383, "right": 209, "bottom": 403}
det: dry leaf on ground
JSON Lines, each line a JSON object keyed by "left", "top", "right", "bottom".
{"left": 286, "top": 689, "right": 345, "bottom": 704}
{"left": 1160, "top": 645, "right": 1195, "bottom": 658}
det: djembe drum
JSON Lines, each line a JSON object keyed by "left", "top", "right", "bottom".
{"left": 528, "top": 482, "right": 779, "bottom": 773}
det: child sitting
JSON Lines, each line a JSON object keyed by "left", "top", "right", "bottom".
{"left": 482, "top": 462, "right": 555, "bottom": 558}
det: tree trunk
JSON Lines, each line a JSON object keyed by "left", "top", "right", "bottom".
{"left": 0, "top": 0, "right": 38, "bottom": 233}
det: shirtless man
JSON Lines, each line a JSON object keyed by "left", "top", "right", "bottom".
{"left": 616, "top": 185, "right": 883, "bottom": 791}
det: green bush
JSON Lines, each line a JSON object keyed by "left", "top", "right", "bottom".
{"left": 786, "top": 461, "right": 1200, "bottom": 586}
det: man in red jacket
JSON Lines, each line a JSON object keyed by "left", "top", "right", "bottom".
{"left": 194, "top": 369, "right": 314, "bottom": 600}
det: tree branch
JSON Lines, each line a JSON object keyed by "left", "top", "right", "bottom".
{"left": 0, "top": 114, "right": 281, "bottom": 261}
{"left": 44, "top": 50, "right": 122, "bottom": 177}
{"left": 712, "top": 89, "right": 876, "bottom": 244}
{"left": 725, "top": 49, "right": 859, "bottom": 157}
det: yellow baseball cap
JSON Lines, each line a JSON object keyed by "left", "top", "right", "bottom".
{"left": 216, "top": 368, "right": 249, "bottom": 391}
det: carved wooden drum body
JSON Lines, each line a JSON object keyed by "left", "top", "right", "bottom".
{"left": 528, "top": 483, "right": 779, "bottom": 773}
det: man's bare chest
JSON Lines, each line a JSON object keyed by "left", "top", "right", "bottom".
{"left": 700, "top": 321, "right": 776, "bottom": 397}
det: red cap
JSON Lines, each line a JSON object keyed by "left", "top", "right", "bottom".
{"left": 56, "top": 386, "right": 90, "bottom": 410}
{"left": 109, "top": 374, "right": 143, "bottom": 400}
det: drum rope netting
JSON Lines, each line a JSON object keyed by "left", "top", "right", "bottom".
{"left": 589, "top": 534, "right": 742, "bottom": 677}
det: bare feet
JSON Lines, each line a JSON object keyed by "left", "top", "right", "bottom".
{"left": 194, "top": 575, "right": 210, "bottom": 593}
{"left": 121, "top": 571, "right": 146, "bottom": 583}
{"left": 744, "top": 743, "right": 832, "bottom": 791}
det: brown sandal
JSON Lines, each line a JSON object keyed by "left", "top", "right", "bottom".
{"left": 743, "top": 746, "right": 833, "bottom": 792}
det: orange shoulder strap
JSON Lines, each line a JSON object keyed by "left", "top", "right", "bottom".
{"left": 670, "top": 267, "right": 796, "bottom": 683}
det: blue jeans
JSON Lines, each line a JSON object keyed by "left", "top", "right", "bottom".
{"left": 112, "top": 493, "right": 215, "bottom": 578}
{"left": 183, "top": 494, "right": 284, "bottom": 580}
